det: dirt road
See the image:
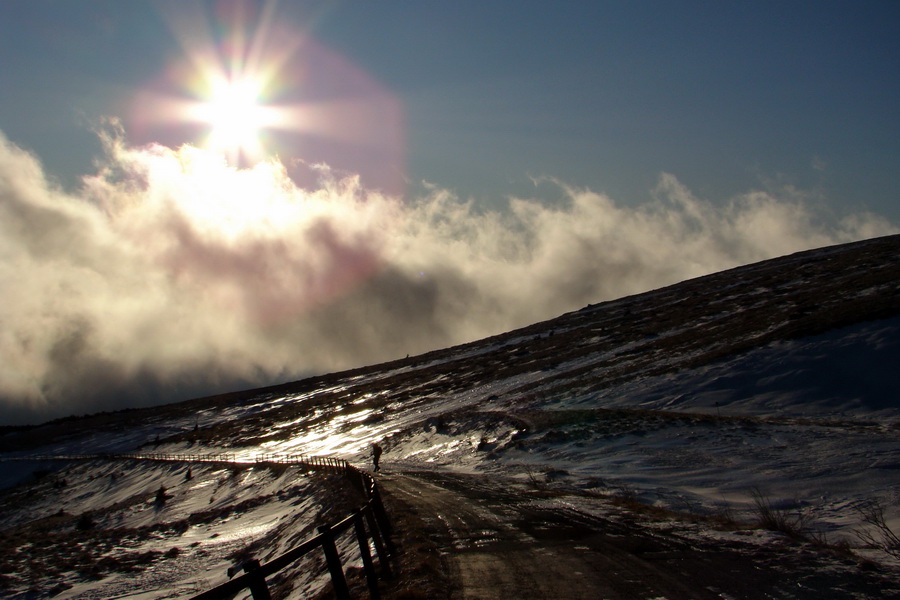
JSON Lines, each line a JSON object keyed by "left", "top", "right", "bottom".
{"left": 377, "top": 471, "right": 898, "bottom": 600}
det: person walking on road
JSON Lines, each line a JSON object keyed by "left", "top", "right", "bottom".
{"left": 371, "top": 442, "right": 383, "bottom": 472}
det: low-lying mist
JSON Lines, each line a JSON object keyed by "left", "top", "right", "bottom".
{"left": 1, "top": 124, "right": 895, "bottom": 424}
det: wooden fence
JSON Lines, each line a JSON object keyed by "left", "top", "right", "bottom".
{"left": 189, "top": 457, "right": 393, "bottom": 600}
{"left": 4, "top": 452, "right": 395, "bottom": 599}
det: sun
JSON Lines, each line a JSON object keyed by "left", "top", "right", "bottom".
{"left": 190, "top": 75, "right": 271, "bottom": 163}
{"left": 133, "top": 2, "right": 404, "bottom": 186}
{"left": 205, "top": 78, "right": 263, "bottom": 148}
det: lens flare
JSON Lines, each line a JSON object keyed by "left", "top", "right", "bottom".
{"left": 127, "top": 1, "right": 405, "bottom": 193}
{"left": 183, "top": 74, "right": 279, "bottom": 165}
{"left": 115, "top": 1, "right": 407, "bottom": 330}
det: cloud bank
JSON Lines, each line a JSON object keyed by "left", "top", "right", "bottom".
{"left": 1, "top": 127, "right": 896, "bottom": 424}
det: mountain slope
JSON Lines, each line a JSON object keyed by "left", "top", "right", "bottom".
{"left": 7, "top": 234, "right": 899, "bottom": 451}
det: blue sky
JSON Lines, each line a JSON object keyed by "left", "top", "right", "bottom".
{"left": 2, "top": 1, "right": 898, "bottom": 218}
{"left": 325, "top": 1, "right": 900, "bottom": 216}
{"left": 1, "top": 1, "right": 899, "bottom": 424}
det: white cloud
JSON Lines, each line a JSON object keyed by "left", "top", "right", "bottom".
{"left": 0, "top": 128, "right": 896, "bottom": 424}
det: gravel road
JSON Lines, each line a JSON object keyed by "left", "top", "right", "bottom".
{"left": 377, "top": 470, "right": 899, "bottom": 600}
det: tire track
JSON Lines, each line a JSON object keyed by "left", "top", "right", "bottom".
{"left": 378, "top": 471, "right": 900, "bottom": 600}
{"left": 380, "top": 471, "right": 707, "bottom": 600}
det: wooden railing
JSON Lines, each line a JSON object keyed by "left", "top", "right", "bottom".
{"left": 188, "top": 456, "right": 393, "bottom": 600}
{"left": 4, "top": 452, "right": 395, "bottom": 599}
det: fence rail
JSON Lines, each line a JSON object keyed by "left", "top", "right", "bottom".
{"left": 1, "top": 451, "right": 350, "bottom": 467}
{"left": 4, "top": 451, "right": 394, "bottom": 599}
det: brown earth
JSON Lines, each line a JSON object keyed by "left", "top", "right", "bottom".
{"left": 377, "top": 470, "right": 900, "bottom": 600}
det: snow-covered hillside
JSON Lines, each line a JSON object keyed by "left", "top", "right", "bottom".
{"left": 2, "top": 234, "right": 899, "bottom": 599}
{"left": 0, "top": 459, "right": 369, "bottom": 599}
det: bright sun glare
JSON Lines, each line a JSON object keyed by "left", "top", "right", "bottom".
{"left": 144, "top": 3, "right": 402, "bottom": 179}
{"left": 190, "top": 76, "right": 272, "bottom": 163}
{"left": 206, "top": 79, "right": 263, "bottom": 147}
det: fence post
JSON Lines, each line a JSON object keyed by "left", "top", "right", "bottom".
{"left": 354, "top": 514, "right": 381, "bottom": 599}
{"left": 318, "top": 524, "right": 351, "bottom": 600}
{"left": 364, "top": 508, "right": 393, "bottom": 578}
{"left": 370, "top": 485, "right": 394, "bottom": 539}
{"left": 243, "top": 559, "right": 273, "bottom": 600}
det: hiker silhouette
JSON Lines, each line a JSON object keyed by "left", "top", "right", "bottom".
{"left": 371, "top": 442, "right": 383, "bottom": 472}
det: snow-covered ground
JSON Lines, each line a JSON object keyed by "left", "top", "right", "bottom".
{"left": 0, "top": 458, "right": 369, "bottom": 599}
{"left": 2, "top": 235, "right": 899, "bottom": 598}
{"left": 251, "top": 317, "right": 900, "bottom": 536}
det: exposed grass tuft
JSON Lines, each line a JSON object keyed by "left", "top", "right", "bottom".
{"left": 852, "top": 498, "right": 900, "bottom": 558}
{"left": 750, "top": 489, "right": 816, "bottom": 538}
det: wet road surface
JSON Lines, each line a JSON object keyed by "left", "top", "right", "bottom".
{"left": 381, "top": 471, "right": 735, "bottom": 600}
{"left": 377, "top": 470, "right": 899, "bottom": 600}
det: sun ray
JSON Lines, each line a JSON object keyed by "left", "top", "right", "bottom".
{"left": 130, "top": 1, "right": 405, "bottom": 194}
